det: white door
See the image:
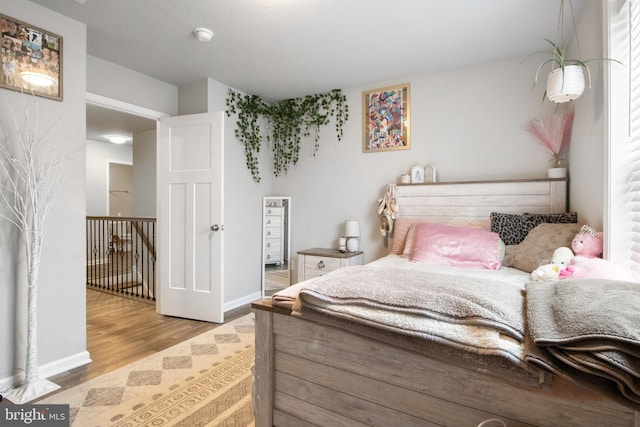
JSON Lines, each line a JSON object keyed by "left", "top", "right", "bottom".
{"left": 157, "top": 112, "right": 224, "bottom": 323}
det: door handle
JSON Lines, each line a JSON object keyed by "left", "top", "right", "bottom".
{"left": 211, "top": 224, "right": 222, "bottom": 231}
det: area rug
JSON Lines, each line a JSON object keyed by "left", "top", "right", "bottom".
{"left": 39, "top": 313, "right": 255, "bottom": 427}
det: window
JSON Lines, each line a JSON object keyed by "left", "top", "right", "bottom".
{"left": 607, "top": 0, "right": 640, "bottom": 276}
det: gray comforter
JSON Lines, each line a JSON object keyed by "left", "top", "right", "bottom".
{"left": 526, "top": 279, "right": 640, "bottom": 406}
{"left": 293, "top": 266, "right": 640, "bottom": 408}
{"left": 293, "top": 265, "right": 534, "bottom": 373}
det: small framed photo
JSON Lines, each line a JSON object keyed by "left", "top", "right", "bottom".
{"left": 424, "top": 165, "right": 437, "bottom": 183}
{"left": 1, "top": 14, "right": 63, "bottom": 101}
{"left": 362, "top": 83, "right": 410, "bottom": 152}
{"left": 411, "top": 165, "right": 424, "bottom": 184}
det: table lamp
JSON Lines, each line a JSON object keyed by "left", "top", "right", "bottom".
{"left": 345, "top": 219, "right": 360, "bottom": 252}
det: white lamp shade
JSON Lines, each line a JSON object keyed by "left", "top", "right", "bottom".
{"left": 345, "top": 220, "right": 360, "bottom": 237}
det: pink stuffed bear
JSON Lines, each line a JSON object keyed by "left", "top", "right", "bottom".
{"left": 570, "top": 224, "right": 603, "bottom": 258}
{"left": 560, "top": 225, "right": 635, "bottom": 281}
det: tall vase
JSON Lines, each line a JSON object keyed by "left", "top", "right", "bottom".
{"left": 547, "top": 156, "right": 568, "bottom": 178}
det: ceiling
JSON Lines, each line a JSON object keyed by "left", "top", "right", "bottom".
{"left": 30, "top": 0, "right": 586, "bottom": 144}
{"left": 85, "top": 104, "right": 156, "bottom": 144}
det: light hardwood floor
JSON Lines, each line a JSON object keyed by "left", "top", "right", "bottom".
{"left": 40, "top": 289, "right": 251, "bottom": 398}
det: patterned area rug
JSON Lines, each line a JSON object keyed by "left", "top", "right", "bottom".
{"left": 40, "top": 314, "right": 255, "bottom": 426}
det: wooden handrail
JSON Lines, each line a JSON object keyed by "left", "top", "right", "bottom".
{"left": 132, "top": 221, "right": 156, "bottom": 259}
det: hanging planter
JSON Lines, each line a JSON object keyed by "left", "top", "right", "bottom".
{"left": 530, "top": 38, "right": 621, "bottom": 104}
{"left": 546, "top": 65, "right": 585, "bottom": 103}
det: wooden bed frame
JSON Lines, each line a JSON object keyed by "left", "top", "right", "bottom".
{"left": 252, "top": 179, "right": 640, "bottom": 426}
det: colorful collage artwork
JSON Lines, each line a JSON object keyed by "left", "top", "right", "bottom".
{"left": 1, "top": 15, "right": 62, "bottom": 100}
{"left": 363, "top": 83, "right": 410, "bottom": 152}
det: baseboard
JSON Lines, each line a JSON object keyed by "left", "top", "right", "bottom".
{"left": 0, "top": 351, "right": 92, "bottom": 390}
{"left": 224, "top": 291, "right": 262, "bottom": 313}
{"left": 40, "top": 351, "right": 92, "bottom": 379}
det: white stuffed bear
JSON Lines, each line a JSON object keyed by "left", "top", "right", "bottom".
{"left": 530, "top": 246, "right": 574, "bottom": 282}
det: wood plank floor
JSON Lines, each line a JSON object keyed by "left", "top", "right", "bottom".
{"left": 41, "top": 289, "right": 251, "bottom": 396}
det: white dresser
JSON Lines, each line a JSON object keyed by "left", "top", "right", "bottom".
{"left": 264, "top": 200, "right": 284, "bottom": 265}
{"left": 297, "top": 248, "right": 364, "bottom": 282}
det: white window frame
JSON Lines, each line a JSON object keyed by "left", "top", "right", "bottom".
{"left": 606, "top": 0, "right": 640, "bottom": 278}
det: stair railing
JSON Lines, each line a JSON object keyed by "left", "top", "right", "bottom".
{"left": 86, "top": 216, "right": 156, "bottom": 301}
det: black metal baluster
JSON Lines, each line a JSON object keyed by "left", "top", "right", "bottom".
{"left": 151, "top": 220, "right": 156, "bottom": 300}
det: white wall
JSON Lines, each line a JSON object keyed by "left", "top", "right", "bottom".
{"left": 270, "top": 56, "right": 559, "bottom": 274}
{"left": 132, "top": 129, "right": 157, "bottom": 217}
{"left": 566, "top": 0, "right": 606, "bottom": 230}
{"left": 86, "top": 140, "right": 133, "bottom": 216}
{"left": 87, "top": 55, "right": 178, "bottom": 116}
{"left": 0, "top": 0, "right": 88, "bottom": 384}
{"left": 206, "top": 78, "right": 272, "bottom": 309}
{"left": 178, "top": 79, "right": 208, "bottom": 116}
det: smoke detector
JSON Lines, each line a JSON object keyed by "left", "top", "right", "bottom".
{"left": 193, "top": 27, "right": 214, "bottom": 42}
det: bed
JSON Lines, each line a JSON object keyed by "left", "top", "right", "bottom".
{"left": 252, "top": 178, "right": 640, "bottom": 426}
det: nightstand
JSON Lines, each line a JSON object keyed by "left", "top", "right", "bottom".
{"left": 297, "top": 248, "right": 364, "bottom": 282}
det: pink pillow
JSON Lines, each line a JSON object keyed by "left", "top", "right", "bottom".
{"left": 411, "top": 222, "right": 503, "bottom": 270}
{"left": 389, "top": 218, "right": 421, "bottom": 255}
{"left": 402, "top": 223, "right": 418, "bottom": 258}
{"left": 390, "top": 218, "right": 489, "bottom": 255}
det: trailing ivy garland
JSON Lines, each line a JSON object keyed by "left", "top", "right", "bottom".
{"left": 225, "top": 88, "right": 349, "bottom": 183}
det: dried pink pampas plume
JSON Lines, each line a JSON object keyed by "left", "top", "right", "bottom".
{"left": 525, "top": 107, "right": 575, "bottom": 164}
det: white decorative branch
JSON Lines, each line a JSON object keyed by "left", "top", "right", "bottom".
{"left": 0, "top": 93, "right": 71, "bottom": 403}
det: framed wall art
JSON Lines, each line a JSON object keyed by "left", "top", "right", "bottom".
{"left": 362, "top": 83, "right": 410, "bottom": 152}
{"left": 1, "top": 14, "right": 62, "bottom": 101}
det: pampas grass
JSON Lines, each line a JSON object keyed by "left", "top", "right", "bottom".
{"left": 526, "top": 106, "right": 575, "bottom": 163}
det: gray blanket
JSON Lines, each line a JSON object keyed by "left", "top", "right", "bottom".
{"left": 293, "top": 265, "right": 537, "bottom": 374}
{"left": 526, "top": 279, "right": 640, "bottom": 407}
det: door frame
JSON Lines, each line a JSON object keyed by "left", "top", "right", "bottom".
{"left": 86, "top": 92, "right": 169, "bottom": 313}
{"left": 86, "top": 93, "right": 169, "bottom": 122}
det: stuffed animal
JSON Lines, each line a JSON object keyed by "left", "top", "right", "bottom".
{"left": 559, "top": 225, "right": 636, "bottom": 281}
{"left": 530, "top": 246, "right": 574, "bottom": 282}
{"left": 571, "top": 225, "right": 603, "bottom": 258}
{"left": 559, "top": 257, "right": 635, "bottom": 281}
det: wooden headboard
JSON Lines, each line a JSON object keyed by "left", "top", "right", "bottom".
{"left": 396, "top": 178, "right": 568, "bottom": 223}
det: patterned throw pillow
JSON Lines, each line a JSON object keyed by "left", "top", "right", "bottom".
{"left": 522, "top": 212, "right": 578, "bottom": 224}
{"left": 490, "top": 213, "right": 532, "bottom": 245}
{"left": 490, "top": 212, "right": 578, "bottom": 246}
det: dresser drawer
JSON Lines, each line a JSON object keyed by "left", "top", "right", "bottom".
{"left": 303, "top": 255, "right": 341, "bottom": 278}
{"left": 265, "top": 207, "right": 283, "bottom": 216}
{"left": 264, "top": 226, "right": 281, "bottom": 238}
{"left": 265, "top": 250, "right": 282, "bottom": 264}
{"left": 297, "top": 248, "right": 364, "bottom": 283}
{"left": 265, "top": 238, "right": 281, "bottom": 251}
{"left": 264, "top": 216, "right": 281, "bottom": 226}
